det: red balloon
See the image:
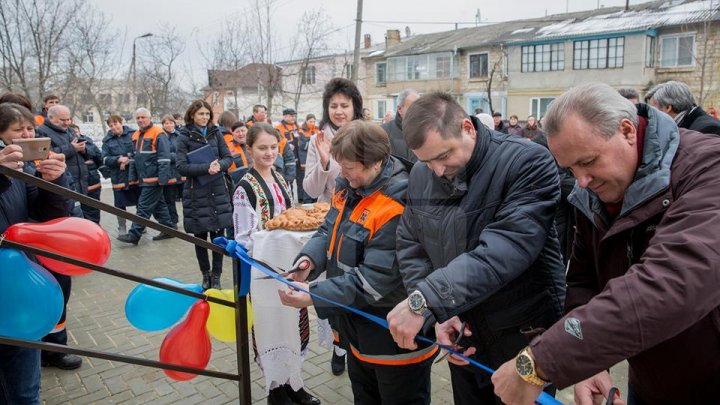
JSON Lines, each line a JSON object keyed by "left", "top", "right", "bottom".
{"left": 4, "top": 217, "right": 111, "bottom": 276}
{"left": 159, "top": 301, "right": 212, "bottom": 381}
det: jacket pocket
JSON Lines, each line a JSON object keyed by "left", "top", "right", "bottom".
{"left": 337, "top": 223, "right": 369, "bottom": 270}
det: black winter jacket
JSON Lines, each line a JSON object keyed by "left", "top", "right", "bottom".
{"left": 396, "top": 118, "right": 566, "bottom": 355}
{"left": 176, "top": 125, "right": 234, "bottom": 234}
{"left": 165, "top": 130, "right": 183, "bottom": 184}
{"left": 382, "top": 113, "right": 417, "bottom": 164}
{"left": 677, "top": 106, "right": 720, "bottom": 135}
{"left": 0, "top": 168, "right": 70, "bottom": 233}
{"left": 77, "top": 134, "right": 102, "bottom": 188}
{"left": 37, "top": 121, "right": 88, "bottom": 194}
{"left": 101, "top": 126, "right": 135, "bottom": 189}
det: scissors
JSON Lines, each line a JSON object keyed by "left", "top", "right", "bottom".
{"left": 258, "top": 265, "right": 304, "bottom": 280}
{"left": 434, "top": 321, "right": 468, "bottom": 363}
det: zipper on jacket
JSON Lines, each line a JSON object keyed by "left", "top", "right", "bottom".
{"left": 626, "top": 229, "right": 634, "bottom": 267}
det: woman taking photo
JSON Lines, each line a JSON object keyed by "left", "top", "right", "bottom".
{"left": 279, "top": 120, "right": 436, "bottom": 404}
{"left": 232, "top": 122, "right": 318, "bottom": 405}
{"left": 176, "top": 100, "right": 233, "bottom": 290}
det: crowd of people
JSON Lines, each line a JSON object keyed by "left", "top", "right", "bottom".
{"left": 1, "top": 76, "right": 719, "bottom": 405}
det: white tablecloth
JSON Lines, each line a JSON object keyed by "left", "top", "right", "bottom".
{"left": 251, "top": 229, "right": 315, "bottom": 391}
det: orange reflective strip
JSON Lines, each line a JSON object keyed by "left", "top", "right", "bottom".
{"left": 327, "top": 190, "right": 348, "bottom": 259}
{"left": 34, "top": 115, "right": 45, "bottom": 126}
{"left": 143, "top": 177, "right": 158, "bottom": 183}
{"left": 87, "top": 183, "right": 101, "bottom": 191}
{"left": 348, "top": 191, "right": 404, "bottom": 239}
{"left": 333, "top": 330, "right": 340, "bottom": 343}
{"left": 350, "top": 345, "right": 439, "bottom": 366}
{"left": 166, "top": 178, "right": 177, "bottom": 184}
{"left": 112, "top": 183, "right": 126, "bottom": 189}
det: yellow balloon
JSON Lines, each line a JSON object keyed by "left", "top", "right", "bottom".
{"left": 205, "top": 288, "right": 253, "bottom": 342}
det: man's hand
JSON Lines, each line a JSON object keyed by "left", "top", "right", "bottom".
{"left": 435, "top": 316, "right": 475, "bottom": 366}
{"left": 278, "top": 282, "right": 312, "bottom": 308}
{"left": 492, "top": 358, "right": 543, "bottom": 405}
{"left": 574, "top": 371, "right": 625, "bottom": 405}
{"left": 289, "top": 256, "right": 314, "bottom": 281}
{"left": 387, "top": 298, "right": 425, "bottom": 350}
{"left": 36, "top": 152, "right": 66, "bottom": 181}
{"left": 71, "top": 138, "right": 86, "bottom": 153}
{"left": 0, "top": 144, "right": 24, "bottom": 171}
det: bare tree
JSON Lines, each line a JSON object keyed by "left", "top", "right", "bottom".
{"left": 243, "top": 0, "right": 282, "bottom": 114}
{"left": 486, "top": 48, "right": 507, "bottom": 116}
{"left": 286, "top": 9, "right": 334, "bottom": 111}
{"left": 136, "top": 27, "right": 187, "bottom": 115}
{"left": 205, "top": 16, "right": 249, "bottom": 71}
{"left": 0, "top": 0, "right": 83, "bottom": 107}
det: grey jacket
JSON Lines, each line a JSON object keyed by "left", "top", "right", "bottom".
{"left": 397, "top": 118, "right": 566, "bottom": 347}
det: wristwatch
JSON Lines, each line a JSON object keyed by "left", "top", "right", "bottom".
{"left": 515, "top": 347, "right": 549, "bottom": 387}
{"left": 407, "top": 290, "right": 427, "bottom": 315}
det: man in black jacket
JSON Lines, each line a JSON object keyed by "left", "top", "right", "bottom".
{"left": 382, "top": 89, "right": 419, "bottom": 164}
{"left": 387, "top": 92, "right": 565, "bottom": 404}
{"left": 645, "top": 80, "right": 720, "bottom": 135}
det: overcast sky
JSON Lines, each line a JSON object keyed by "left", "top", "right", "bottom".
{"left": 90, "top": 0, "right": 631, "bottom": 84}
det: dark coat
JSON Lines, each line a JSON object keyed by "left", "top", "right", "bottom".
{"left": 165, "top": 130, "right": 183, "bottom": 184}
{"left": 130, "top": 125, "right": 172, "bottom": 187}
{"left": 176, "top": 125, "right": 234, "bottom": 234}
{"left": 397, "top": 117, "right": 566, "bottom": 363}
{"left": 37, "top": 121, "right": 88, "bottom": 194}
{"left": 77, "top": 134, "right": 102, "bottom": 188}
{"left": 101, "top": 126, "right": 135, "bottom": 188}
{"left": 531, "top": 105, "right": 720, "bottom": 403}
{"left": 0, "top": 167, "right": 70, "bottom": 233}
{"left": 678, "top": 106, "right": 720, "bottom": 135}
{"left": 382, "top": 113, "right": 417, "bottom": 164}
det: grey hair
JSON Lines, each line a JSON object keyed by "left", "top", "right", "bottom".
{"left": 617, "top": 87, "right": 639, "bottom": 101}
{"left": 645, "top": 81, "right": 695, "bottom": 113}
{"left": 544, "top": 83, "right": 638, "bottom": 139}
{"left": 47, "top": 105, "right": 69, "bottom": 117}
{"left": 134, "top": 107, "right": 152, "bottom": 117}
{"left": 398, "top": 89, "right": 419, "bottom": 108}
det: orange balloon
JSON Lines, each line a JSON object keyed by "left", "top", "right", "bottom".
{"left": 159, "top": 301, "right": 212, "bottom": 381}
{"left": 4, "top": 217, "right": 111, "bottom": 276}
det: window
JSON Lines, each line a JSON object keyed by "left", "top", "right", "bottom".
{"left": 530, "top": 97, "right": 555, "bottom": 118}
{"left": 521, "top": 43, "right": 564, "bottom": 72}
{"left": 469, "top": 53, "right": 489, "bottom": 78}
{"left": 645, "top": 36, "right": 656, "bottom": 68}
{"left": 84, "top": 111, "right": 94, "bottom": 123}
{"left": 376, "top": 63, "right": 386, "bottom": 84}
{"left": 301, "top": 66, "right": 316, "bottom": 85}
{"left": 343, "top": 64, "right": 353, "bottom": 79}
{"left": 573, "top": 37, "right": 624, "bottom": 69}
{"left": 386, "top": 52, "right": 456, "bottom": 81}
{"left": 659, "top": 34, "right": 695, "bottom": 67}
{"left": 377, "top": 100, "right": 386, "bottom": 119}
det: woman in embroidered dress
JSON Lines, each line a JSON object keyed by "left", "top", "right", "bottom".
{"left": 232, "top": 122, "right": 319, "bottom": 405}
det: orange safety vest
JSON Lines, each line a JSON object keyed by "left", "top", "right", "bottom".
{"left": 132, "top": 125, "right": 165, "bottom": 184}
{"left": 276, "top": 121, "right": 298, "bottom": 142}
{"left": 224, "top": 133, "right": 249, "bottom": 172}
{"left": 34, "top": 114, "right": 45, "bottom": 126}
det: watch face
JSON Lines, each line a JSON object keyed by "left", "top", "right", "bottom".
{"left": 516, "top": 354, "right": 533, "bottom": 376}
{"left": 409, "top": 292, "right": 423, "bottom": 311}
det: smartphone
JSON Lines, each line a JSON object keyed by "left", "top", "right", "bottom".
{"left": 12, "top": 138, "right": 51, "bottom": 161}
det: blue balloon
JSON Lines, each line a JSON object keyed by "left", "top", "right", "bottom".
{"left": 125, "top": 277, "right": 203, "bottom": 331}
{"left": 0, "top": 248, "right": 64, "bottom": 340}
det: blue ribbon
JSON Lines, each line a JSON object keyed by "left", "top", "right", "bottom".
{"left": 213, "top": 237, "right": 560, "bottom": 405}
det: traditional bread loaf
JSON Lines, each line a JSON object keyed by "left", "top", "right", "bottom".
{"left": 265, "top": 202, "right": 330, "bottom": 231}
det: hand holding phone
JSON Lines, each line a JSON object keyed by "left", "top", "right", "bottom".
{"left": 12, "top": 138, "right": 51, "bottom": 161}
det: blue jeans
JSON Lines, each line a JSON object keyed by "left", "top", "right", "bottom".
{"left": 0, "top": 344, "right": 41, "bottom": 405}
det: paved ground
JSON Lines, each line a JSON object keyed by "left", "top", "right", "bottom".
{"left": 38, "top": 187, "right": 628, "bottom": 404}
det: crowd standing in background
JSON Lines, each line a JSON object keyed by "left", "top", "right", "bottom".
{"left": 2, "top": 74, "right": 720, "bottom": 405}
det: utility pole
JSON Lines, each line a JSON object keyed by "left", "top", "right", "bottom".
{"left": 129, "top": 33, "right": 153, "bottom": 105}
{"left": 352, "top": 0, "right": 363, "bottom": 83}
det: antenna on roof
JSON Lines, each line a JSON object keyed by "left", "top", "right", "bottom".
{"left": 475, "top": 9, "right": 481, "bottom": 26}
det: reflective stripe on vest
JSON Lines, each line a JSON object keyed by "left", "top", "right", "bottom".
{"left": 349, "top": 343, "right": 438, "bottom": 366}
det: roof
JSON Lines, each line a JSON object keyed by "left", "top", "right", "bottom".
{"left": 207, "top": 64, "right": 281, "bottom": 90}
{"left": 375, "top": 0, "right": 719, "bottom": 57}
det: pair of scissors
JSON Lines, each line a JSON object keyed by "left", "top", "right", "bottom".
{"left": 434, "top": 321, "right": 468, "bottom": 363}
{"left": 258, "top": 265, "right": 304, "bottom": 280}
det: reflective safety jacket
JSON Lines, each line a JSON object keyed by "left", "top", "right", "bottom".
{"left": 297, "top": 123, "right": 318, "bottom": 167}
{"left": 300, "top": 156, "right": 437, "bottom": 365}
{"left": 130, "top": 125, "right": 171, "bottom": 187}
{"left": 223, "top": 133, "right": 251, "bottom": 185}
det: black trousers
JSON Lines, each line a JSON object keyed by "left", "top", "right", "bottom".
{"left": 129, "top": 186, "right": 174, "bottom": 238}
{"left": 346, "top": 351, "right": 433, "bottom": 405}
{"left": 162, "top": 185, "right": 179, "bottom": 225}
{"left": 296, "top": 166, "right": 315, "bottom": 204}
{"left": 194, "top": 230, "right": 224, "bottom": 275}
{"left": 41, "top": 270, "right": 71, "bottom": 361}
{"left": 80, "top": 186, "right": 101, "bottom": 223}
